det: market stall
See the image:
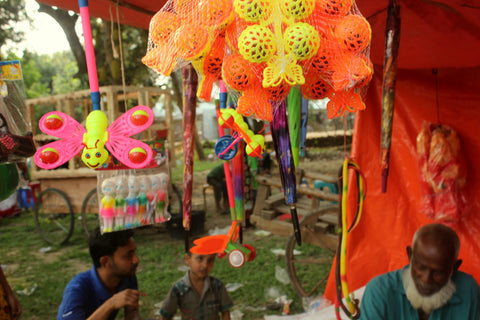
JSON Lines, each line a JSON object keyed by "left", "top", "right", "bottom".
{"left": 32, "top": 0, "right": 480, "bottom": 313}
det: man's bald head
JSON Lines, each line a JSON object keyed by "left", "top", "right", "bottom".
{"left": 412, "top": 223, "right": 460, "bottom": 262}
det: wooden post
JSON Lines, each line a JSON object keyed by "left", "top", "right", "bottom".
{"left": 164, "top": 92, "right": 176, "bottom": 167}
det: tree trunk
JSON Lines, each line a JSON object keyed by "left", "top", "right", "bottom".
{"left": 38, "top": 4, "right": 87, "bottom": 78}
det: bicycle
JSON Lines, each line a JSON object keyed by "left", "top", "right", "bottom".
{"left": 285, "top": 205, "right": 338, "bottom": 297}
{"left": 34, "top": 187, "right": 74, "bottom": 245}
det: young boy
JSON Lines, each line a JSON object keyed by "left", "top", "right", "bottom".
{"left": 160, "top": 252, "right": 233, "bottom": 320}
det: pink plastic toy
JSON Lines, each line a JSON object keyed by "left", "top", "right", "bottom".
{"left": 34, "top": 106, "right": 154, "bottom": 170}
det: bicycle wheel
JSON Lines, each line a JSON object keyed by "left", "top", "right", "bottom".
{"left": 285, "top": 206, "right": 338, "bottom": 297}
{"left": 81, "top": 188, "right": 99, "bottom": 239}
{"left": 34, "top": 188, "right": 74, "bottom": 245}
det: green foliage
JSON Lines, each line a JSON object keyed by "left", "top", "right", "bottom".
{"left": 0, "top": 0, "right": 28, "bottom": 54}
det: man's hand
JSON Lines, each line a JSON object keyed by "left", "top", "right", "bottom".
{"left": 87, "top": 289, "right": 147, "bottom": 320}
{"left": 110, "top": 289, "right": 147, "bottom": 310}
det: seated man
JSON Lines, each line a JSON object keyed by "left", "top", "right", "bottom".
{"left": 206, "top": 163, "right": 228, "bottom": 214}
{"left": 57, "top": 228, "right": 145, "bottom": 320}
{"left": 360, "top": 223, "right": 480, "bottom": 319}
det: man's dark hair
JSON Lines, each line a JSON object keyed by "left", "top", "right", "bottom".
{"left": 89, "top": 227, "right": 134, "bottom": 268}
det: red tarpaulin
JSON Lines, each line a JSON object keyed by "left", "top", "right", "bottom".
{"left": 324, "top": 66, "right": 480, "bottom": 300}
{"left": 34, "top": 0, "right": 480, "bottom": 69}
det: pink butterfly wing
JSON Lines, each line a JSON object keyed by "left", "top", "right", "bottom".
{"left": 106, "top": 106, "right": 154, "bottom": 169}
{"left": 106, "top": 105, "right": 154, "bottom": 137}
{"left": 34, "top": 112, "right": 85, "bottom": 169}
{"left": 39, "top": 111, "right": 86, "bottom": 139}
{"left": 107, "top": 136, "right": 153, "bottom": 169}
{"left": 34, "top": 139, "right": 84, "bottom": 169}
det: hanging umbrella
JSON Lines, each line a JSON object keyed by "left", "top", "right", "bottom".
{"left": 182, "top": 64, "right": 198, "bottom": 251}
{"left": 287, "top": 87, "right": 302, "bottom": 167}
{"left": 380, "top": 0, "right": 401, "bottom": 193}
{"left": 271, "top": 100, "right": 301, "bottom": 245}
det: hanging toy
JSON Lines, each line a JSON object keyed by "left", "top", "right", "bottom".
{"left": 34, "top": 106, "right": 154, "bottom": 170}
{"left": 114, "top": 175, "right": 127, "bottom": 231}
{"left": 100, "top": 177, "right": 116, "bottom": 233}
{"left": 125, "top": 174, "right": 139, "bottom": 229}
{"left": 157, "top": 173, "right": 171, "bottom": 223}
{"left": 214, "top": 108, "right": 265, "bottom": 160}
{"left": 190, "top": 220, "right": 256, "bottom": 268}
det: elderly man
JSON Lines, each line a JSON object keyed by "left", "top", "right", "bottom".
{"left": 360, "top": 223, "right": 480, "bottom": 319}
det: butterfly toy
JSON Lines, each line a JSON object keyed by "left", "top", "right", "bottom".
{"left": 34, "top": 105, "right": 154, "bottom": 170}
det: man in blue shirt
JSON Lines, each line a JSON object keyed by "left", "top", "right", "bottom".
{"left": 57, "top": 228, "right": 145, "bottom": 320}
{"left": 360, "top": 223, "right": 480, "bottom": 319}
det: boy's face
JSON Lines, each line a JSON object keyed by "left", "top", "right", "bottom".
{"left": 186, "top": 253, "right": 216, "bottom": 280}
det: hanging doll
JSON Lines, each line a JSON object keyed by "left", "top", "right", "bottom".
{"left": 155, "top": 173, "right": 170, "bottom": 223}
{"left": 125, "top": 174, "right": 139, "bottom": 229}
{"left": 100, "top": 177, "right": 116, "bottom": 233}
{"left": 114, "top": 175, "right": 128, "bottom": 230}
{"left": 146, "top": 174, "right": 159, "bottom": 224}
{"left": 136, "top": 175, "right": 150, "bottom": 226}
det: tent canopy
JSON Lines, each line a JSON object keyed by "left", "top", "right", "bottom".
{"left": 36, "top": 0, "right": 480, "bottom": 69}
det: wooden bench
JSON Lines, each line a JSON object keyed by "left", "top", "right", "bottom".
{"left": 250, "top": 169, "right": 339, "bottom": 237}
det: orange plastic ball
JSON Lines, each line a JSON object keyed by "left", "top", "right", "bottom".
{"left": 334, "top": 14, "right": 371, "bottom": 53}
{"left": 222, "top": 53, "right": 255, "bottom": 91}
{"left": 301, "top": 74, "right": 333, "bottom": 100}
{"left": 149, "top": 11, "right": 180, "bottom": 45}
{"left": 265, "top": 81, "right": 291, "bottom": 101}
{"left": 315, "top": 0, "right": 352, "bottom": 17}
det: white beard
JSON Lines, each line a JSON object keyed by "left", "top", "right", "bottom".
{"left": 401, "top": 267, "right": 456, "bottom": 315}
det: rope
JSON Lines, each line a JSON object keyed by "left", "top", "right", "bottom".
{"left": 108, "top": 2, "right": 128, "bottom": 110}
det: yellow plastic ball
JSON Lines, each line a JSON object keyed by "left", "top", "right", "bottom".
{"left": 281, "top": 0, "right": 315, "bottom": 21}
{"left": 283, "top": 23, "right": 320, "bottom": 60}
{"left": 234, "top": 0, "right": 271, "bottom": 23}
{"left": 238, "top": 25, "right": 276, "bottom": 63}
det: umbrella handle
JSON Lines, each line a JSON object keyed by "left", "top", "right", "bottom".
{"left": 290, "top": 206, "right": 301, "bottom": 245}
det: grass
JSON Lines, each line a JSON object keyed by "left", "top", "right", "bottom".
{"left": 1, "top": 146, "right": 341, "bottom": 319}
{"left": 0, "top": 212, "right": 317, "bottom": 320}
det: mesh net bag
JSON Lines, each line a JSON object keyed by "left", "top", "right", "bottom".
{"left": 143, "top": 0, "right": 373, "bottom": 120}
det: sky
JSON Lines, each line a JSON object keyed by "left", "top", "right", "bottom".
{"left": 7, "top": 0, "right": 78, "bottom": 56}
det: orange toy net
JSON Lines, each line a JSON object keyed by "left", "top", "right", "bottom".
{"left": 143, "top": 0, "right": 373, "bottom": 119}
